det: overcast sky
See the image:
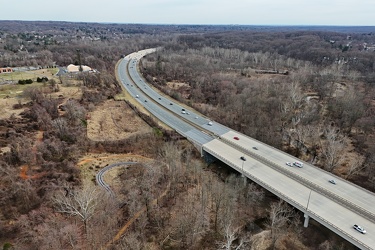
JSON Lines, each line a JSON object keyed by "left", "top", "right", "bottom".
{"left": 1, "top": 0, "right": 374, "bottom": 26}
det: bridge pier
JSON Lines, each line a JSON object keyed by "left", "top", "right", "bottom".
{"left": 303, "top": 214, "right": 310, "bottom": 227}
{"left": 202, "top": 151, "right": 216, "bottom": 164}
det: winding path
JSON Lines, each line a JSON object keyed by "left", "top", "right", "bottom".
{"left": 95, "top": 162, "right": 138, "bottom": 196}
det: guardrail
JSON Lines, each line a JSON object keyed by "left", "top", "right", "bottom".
{"left": 202, "top": 145, "right": 373, "bottom": 250}
{"left": 220, "top": 136, "right": 375, "bottom": 224}
{"left": 306, "top": 208, "right": 372, "bottom": 250}
{"left": 236, "top": 132, "right": 375, "bottom": 197}
{"left": 96, "top": 162, "right": 138, "bottom": 197}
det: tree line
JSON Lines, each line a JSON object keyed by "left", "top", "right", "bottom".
{"left": 141, "top": 44, "right": 375, "bottom": 191}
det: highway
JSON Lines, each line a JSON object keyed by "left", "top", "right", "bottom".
{"left": 117, "top": 48, "right": 375, "bottom": 249}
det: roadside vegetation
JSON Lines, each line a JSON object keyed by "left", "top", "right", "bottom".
{"left": 1, "top": 21, "right": 373, "bottom": 249}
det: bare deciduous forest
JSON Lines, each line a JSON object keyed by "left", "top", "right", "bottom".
{"left": 0, "top": 21, "right": 374, "bottom": 249}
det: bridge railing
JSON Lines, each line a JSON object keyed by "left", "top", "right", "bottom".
{"left": 219, "top": 137, "right": 375, "bottom": 223}
{"left": 202, "top": 145, "right": 372, "bottom": 250}
{"left": 244, "top": 133, "right": 375, "bottom": 197}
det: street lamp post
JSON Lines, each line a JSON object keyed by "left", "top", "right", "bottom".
{"left": 306, "top": 189, "right": 312, "bottom": 211}
{"left": 240, "top": 156, "right": 246, "bottom": 177}
{"left": 304, "top": 189, "right": 312, "bottom": 227}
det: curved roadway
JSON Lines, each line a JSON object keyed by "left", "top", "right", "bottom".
{"left": 118, "top": 48, "right": 375, "bottom": 250}
{"left": 96, "top": 162, "right": 138, "bottom": 196}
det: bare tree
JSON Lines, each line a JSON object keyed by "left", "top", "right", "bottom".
{"left": 266, "top": 200, "right": 295, "bottom": 248}
{"left": 320, "top": 127, "right": 346, "bottom": 172}
{"left": 53, "top": 185, "right": 101, "bottom": 236}
{"left": 33, "top": 213, "right": 83, "bottom": 250}
{"left": 218, "top": 221, "right": 239, "bottom": 250}
{"left": 159, "top": 142, "right": 183, "bottom": 198}
{"left": 288, "top": 81, "right": 305, "bottom": 111}
{"left": 52, "top": 117, "right": 69, "bottom": 140}
{"left": 64, "top": 99, "right": 87, "bottom": 126}
{"left": 170, "top": 189, "right": 207, "bottom": 249}
{"left": 345, "top": 155, "right": 365, "bottom": 180}
{"left": 136, "top": 164, "right": 162, "bottom": 219}
{"left": 22, "top": 87, "right": 44, "bottom": 103}
{"left": 118, "top": 231, "right": 144, "bottom": 250}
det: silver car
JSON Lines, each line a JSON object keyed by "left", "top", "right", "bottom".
{"left": 353, "top": 224, "right": 366, "bottom": 234}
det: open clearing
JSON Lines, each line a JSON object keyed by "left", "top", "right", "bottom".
{"left": 0, "top": 68, "right": 58, "bottom": 83}
{"left": 87, "top": 99, "right": 152, "bottom": 141}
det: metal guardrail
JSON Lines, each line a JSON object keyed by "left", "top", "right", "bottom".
{"left": 237, "top": 132, "right": 375, "bottom": 197}
{"left": 202, "top": 145, "right": 373, "bottom": 250}
{"left": 96, "top": 162, "right": 138, "bottom": 197}
{"left": 306, "top": 209, "right": 373, "bottom": 250}
{"left": 220, "top": 137, "right": 375, "bottom": 224}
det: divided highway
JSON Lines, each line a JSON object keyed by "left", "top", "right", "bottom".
{"left": 118, "top": 49, "right": 375, "bottom": 249}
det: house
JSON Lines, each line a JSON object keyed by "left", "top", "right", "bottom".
{"left": 0, "top": 67, "right": 13, "bottom": 74}
{"left": 66, "top": 64, "right": 94, "bottom": 73}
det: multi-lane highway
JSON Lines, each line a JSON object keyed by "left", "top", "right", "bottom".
{"left": 118, "top": 49, "right": 375, "bottom": 249}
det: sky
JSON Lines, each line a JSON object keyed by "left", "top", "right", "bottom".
{"left": 1, "top": 0, "right": 375, "bottom": 26}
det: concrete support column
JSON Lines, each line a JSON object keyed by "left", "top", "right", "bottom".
{"left": 303, "top": 213, "right": 310, "bottom": 228}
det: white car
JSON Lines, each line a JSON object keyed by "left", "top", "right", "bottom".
{"left": 353, "top": 224, "right": 366, "bottom": 234}
{"left": 208, "top": 121, "right": 213, "bottom": 126}
{"left": 286, "top": 162, "right": 292, "bottom": 167}
{"left": 293, "top": 161, "right": 303, "bottom": 168}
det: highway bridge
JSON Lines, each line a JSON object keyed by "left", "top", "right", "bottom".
{"left": 117, "top": 48, "right": 375, "bottom": 249}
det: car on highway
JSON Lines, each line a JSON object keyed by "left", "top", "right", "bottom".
{"left": 329, "top": 179, "right": 336, "bottom": 185}
{"left": 158, "top": 97, "right": 161, "bottom": 100}
{"left": 170, "top": 103, "right": 173, "bottom": 105}
{"left": 181, "top": 111, "right": 186, "bottom": 114}
{"left": 195, "top": 116, "right": 198, "bottom": 119}
{"left": 252, "top": 146, "right": 258, "bottom": 150}
{"left": 286, "top": 162, "right": 292, "bottom": 167}
{"left": 144, "top": 100, "right": 147, "bottom": 102}
{"left": 293, "top": 161, "right": 303, "bottom": 168}
{"left": 240, "top": 156, "right": 246, "bottom": 161}
{"left": 182, "top": 108, "right": 185, "bottom": 111}
{"left": 353, "top": 224, "right": 366, "bottom": 234}
{"left": 234, "top": 136, "right": 239, "bottom": 140}
{"left": 208, "top": 121, "right": 213, "bottom": 126}
{"left": 136, "top": 95, "right": 139, "bottom": 98}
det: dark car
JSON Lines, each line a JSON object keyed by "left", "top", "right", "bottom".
{"left": 240, "top": 156, "right": 246, "bottom": 161}
{"left": 234, "top": 136, "right": 239, "bottom": 140}
{"left": 329, "top": 179, "right": 336, "bottom": 185}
